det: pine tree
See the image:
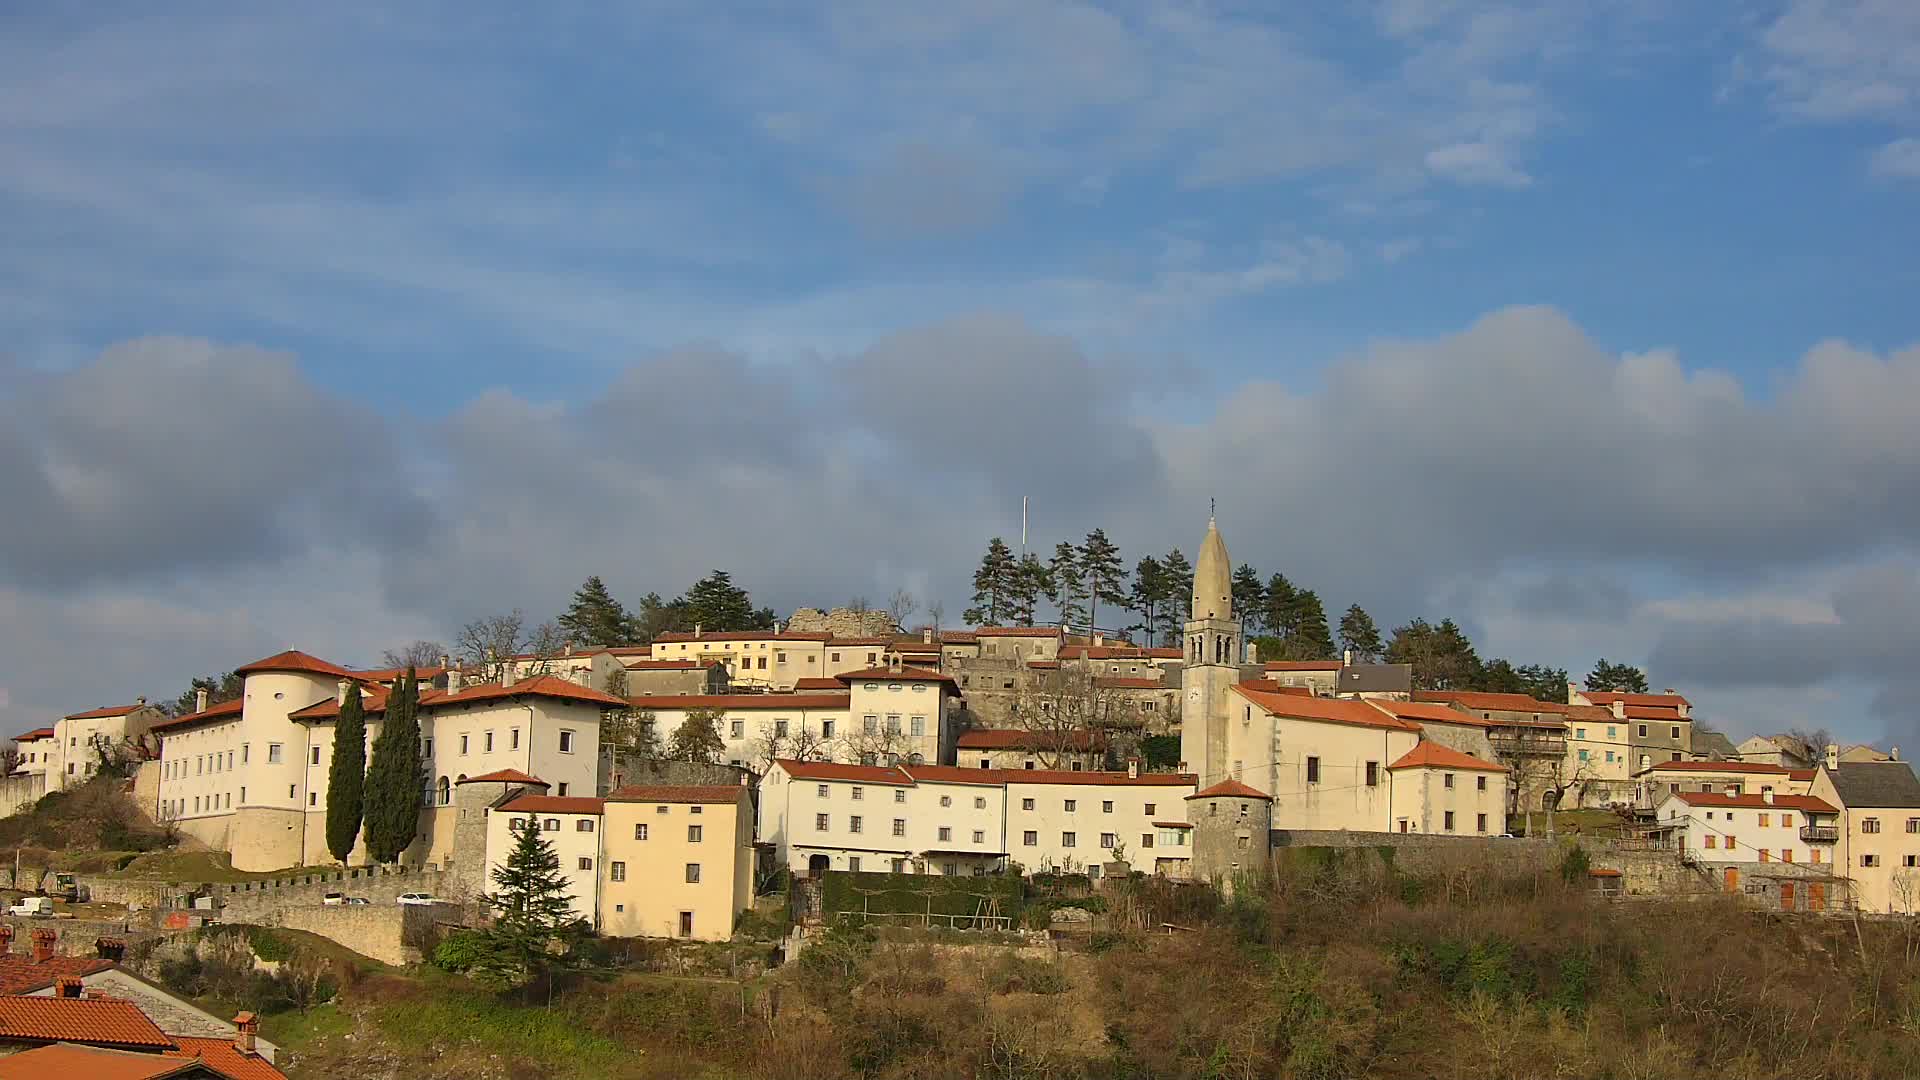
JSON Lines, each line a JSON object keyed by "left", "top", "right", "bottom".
{"left": 1161, "top": 549, "right": 1194, "bottom": 625}
{"left": 964, "top": 538, "right": 1018, "bottom": 626}
{"left": 1518, "top": 663, "right": 1571, "bottom": 703}
{"left": 1288, "top": 590, "right": 1335, "bottom": 660}
{"left": 1263, "top": 573, "right": 1299, "bottom": 644}
{"left": 475, "top": 820, "right": 581, "bottom": 989}
{"left": 363, "top": 668, "right": 424, "bottom": 863}
{"left": 1339, "top": 605, "right": 1384, "bottom": 662}
{"left": 680, "top": 571, "right": 771, "bottom": 632}
{"left": 324, "top": 683, "right": 368, "bottom": 864}
{"left": 1079, "top": 529, "right": 1126, "bottom": 632}
{"left": 1128, "top": 556, "right": 1168, "bottom": 643}
{"left": 632, "top": 591, "right": 690, "bottom": 644}
{"left": 668, "top": 709, "right": 726, "bottom": 763}
{"left": 1231, "top": 565, "right": 1266, "bottom": 633}
{"left": 1387, "top": 619, "right": 1481, "bottom": 690}
{"left": 1008, "top": 555, "right": 1048, "bottom": 627}
{"left": 1586, "top": 659, "right": 1649, "bottom": 693}
{"left": 557, "top": 575, "right": 635, "bottom": 647}
{"left": 1046, "top": 541, "right": 1086, "bottom": 627}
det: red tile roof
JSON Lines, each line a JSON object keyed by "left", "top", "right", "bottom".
{"left": 0, "top": 996, "right": 173, "bottom": 1049}
{"left": 1000, "top": 769, "right": 1194, "bottom": 788}
{"left": 974, "top": 627, "right": 1063, "bottom": 638}
{"left": 1233, "top": 683, "right": 1422, "bottom": 732}
{"left": 624, "top": 693, "right": 850, "bottom": 711}
{"left": 1788, "top": 768, "right": 1817, "bottom": 782}
{"left": 347, "top": 665, "right": 447, "bottom": 683}
{"left": 61, "top": 704, "right": 149, "bottom": 721}
{"left": 498, "top": 795, "right": 606, "bottom": 815}
{"left": 774, "top": 759, "right": 913, "bottom": 785}
{"left": 232, "top": 650, "right": 354, "bottom": 679}
{"left": 0, "top": 955, "right": 116, "bottom": 995}
{"left": 1187, "top": 779, "right": 1272, "bottom": 801}
{"left": 652, "top": 631, "right": 833, "bottom": 643}
{"left": 1263, "top": 661, "right": 1341, "bottom": 672}
{"left": 836, "top": 665, "right": 958, "bottom": 685}
{"left": 13, "top": 728, "right": 55, "bottom": 743}
{"left": 954, "top": 729, "right": 1105, "bottom": 751}
{"left": 1236, "top": 680, "right": 1315, "bottom": 697}
{"left": 1644, "top": 760, "right": 1798, "bottom": 774}
{"left": 1026, "top": 660, "right": 1060, "bottom": 669}
{"left": 1368, "top": 700, "right": 1488, "bottom": 726}
{"left": 165, "top": 1036, "right": 289, "bottom": 1080}
{"left": 1564, "top": 704, "right": 1616, "bottom": 722}
{"left": 776, "top": 758, "right": 1190, "bottom": 788}
{"left": 0, "top": 1044, "right": 215, "bottom": 1080}
{"left": 1415, "top": 691, "right": 1569, "bottom": 714}
{"left": 1388, "top": 742, "right": 1510, "bottom": 773}
{"left": 1584, "top": 691, "right": 1691, "bottom": 708}
{"left": 604, "top": 784, "right": 749, "bottom": 804}
{"left": 1622, "top": 706, "right": 1686, "bottom": 721}
{"left": 295, "top": 675, "right": 627, "bottom": 719}
{"left": 1669, "top": 791, "right": 1837, "bottom": 813}
{"left": 792, "top": 677, "right": 846, "bottom": 690}
{"left": 148, "top": 698, "right": 244, "bottom": 735}
{"left": 458, "top": 769, "right": 548, "bottom": 787}
{"left": 626, "top": 659, "right": 708, "bottom": 670}
{"left": 1093, "top": 677, "right": 1167, "bottom": 690}
{"left": 897, "top": 764, "right": 1019, "bottom": 786}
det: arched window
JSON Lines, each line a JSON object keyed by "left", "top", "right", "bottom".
{"left": 437, "top": 776, "right": 450, "bottom": 806}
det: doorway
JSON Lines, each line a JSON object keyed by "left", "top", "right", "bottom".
{"left": 807, "top": 854, "right": 829, "bottom": 878}
{"left": 1723, "top": 867, "right": 1740, "bottom": 893}
{"left": 1779, "top": 882, "right": 1795, "bottom": 911}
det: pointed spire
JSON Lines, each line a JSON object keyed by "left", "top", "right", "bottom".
{"left": 1193, "top": 514, "right": 1232, "bottom": 620}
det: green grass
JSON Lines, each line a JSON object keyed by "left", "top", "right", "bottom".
{"left": 260, "top": 1001, "right": 354, "bottom": 1051}
{"left": 103, "top": 850, "right": 304, "bottom": 882}
{"left": 369, "top": 988, "right": 629, "bottom": 1073}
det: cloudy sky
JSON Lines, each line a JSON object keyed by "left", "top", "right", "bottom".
{"left": 2, "top": 2, "right": 1917, "bottom": 747}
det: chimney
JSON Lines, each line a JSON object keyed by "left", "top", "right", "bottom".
{"left": 445, "top": 668, "right": 462, "bottom": 696}
{"left": 923, "top": 628, "right": 934, "bottom": 644}
{"left": 1763, "top": 789, "right": 1774, "bottom": 804}
{"left": 195, "top": 688, "right": 209, "bottom": 714}
{"left": 1826, "top": 743, "right": 1839, "bottom": 770}
{"left": 694, "top": 623, "right": 703, "bottom": 639}
{"left": 0, "top": 925, "right": 14, "bottom": 953}
{"left": 1245, "top": 640, "right": 1258, "bottom": 665}
{"left": 1093, "top": 632, "right": 1105, "bottom": 647}
{"left": 31, "top": 928, "right": 56, "bottom": 963}
{"left": 1893, "top": 746, "right": 1902, "bottom": 762}
{"left": 888, "top": 653, "right": 902, "bottom": 675}
{"left": 1127, "top": 757, "right": 1140, "bottom": 779}
{"left": 94, "top": 937, "right": 125, "bottom": 961}
{"left": 1344, "top": 647, "right": 1354, "bottom": 668}
{"left": 336, "top": 680, "right": 350, "bottom": 706}
{"left": 1663, "top": 688, "right": 1677, "bottom": 696}
{"left": 772, "top": 620, "right": 782, "bottom": 635}
{"left": 233, "top": 1011, "right": 258, "bottom": 1054}
{"left": 135, "top": 695, "right": 146, "bottom": 706}
{"left": 1567, "top": 680, "right": 1578, "bottom": 705}
{"left": 54, "top": 976, "right": 82, "bottom": 998}
{"left": 564, "top": 643, "right": 573, "bottom": 657}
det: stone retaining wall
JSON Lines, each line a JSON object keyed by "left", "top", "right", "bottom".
{"left": 211, "top": 865, "right": 449, "bottom": 922}
{"left": 1270, "top": 829, "right": 1559, "bottom": 875}
{"left": 254, "top": 904, "right": 438, "bottom": 966}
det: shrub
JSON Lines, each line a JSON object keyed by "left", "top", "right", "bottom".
{"left": 1558, "top": 844, "right": 1592, "bottom": 885}
{"left": 432, "top": 930, "right": 495, "bottom": 974}
{"left": 984, "top": 955, "right": 1067, "bottom": 995}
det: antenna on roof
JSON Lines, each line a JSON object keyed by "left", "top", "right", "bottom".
{"left": 1021, "top": 495, "right": 1028, "bottom": 558}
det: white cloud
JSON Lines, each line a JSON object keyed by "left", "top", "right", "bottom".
{"left": 1425, "top": 141, "right": 1534, "bottom": 188}
{"left": 1870, "top": 136, "right": 1920, "bottom": 178}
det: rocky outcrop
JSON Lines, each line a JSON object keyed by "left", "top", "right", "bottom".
{"left": 785, "top": 608, "right": 901, "bottom": 637}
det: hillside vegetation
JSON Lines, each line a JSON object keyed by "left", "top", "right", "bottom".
{"left": 230, "top": 848, "right": 1920, "bottom": 1079}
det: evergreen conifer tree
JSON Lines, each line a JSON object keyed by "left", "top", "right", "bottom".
{"left": 1046, "top": 541, "right": 1086, "bottom": 627}
{"left": 1289, "top": 589, "right": 1336, "bottom": 660}
{"left": 1339, "top": 605, "right": 1384, "bottom": 662}
{"left": 1231, "top": 565, "right": 1266, "bottom": 633}
{"left": 475, "top": 821, "right": 581, "bottom": 990}
{"left": 964, "top": 538, "right": 1018, "bottom": 626}
{"left": 1079, "top": 529, "right": 1126, "bottom": 632}
{"left": 1128, "top": 556, "right": 1168, "bottom": 642}
{"left": 324, "top": 683, "right": 368, "bottom": 863}
{"left": 1586, "top": 659, "right": 1650, "bottom": 693}
{"left": 1008, "top": 555, "right": 1048, "bottom": 627}
{"left": 1263, "top": 573, "right": 1299, "bottom": 645}
{"left": 557, "top": 575, "right": 636, "bottom": 646}
{"left": 680, "top": 571, "right": 773, "bottom": 631}
{"left": 363, "top": 668, "right": 424, "bottom": 863}
{"left": 1160, "top": 549, "right": 1194, "bottom": 624}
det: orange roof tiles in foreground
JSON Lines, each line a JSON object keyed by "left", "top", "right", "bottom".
{"left": 1232, "top": 683, "right": 1422, "bottom": 732}
{"left": 0, "top": 995, "right": 173, "bottom": 1050}
{"left": 164, "top": 1036, "right": 288, "bottom": 1080}
{"left": 1388, "top": 742, "right": 1510, "bottom": 773}
{"left": 0, "top": 954, "right": 116, "bottom": 995}
{"left": 1187, "top": 779, "right": 1272, "bottom": 801}
{"left": 0, "top": 1044, "right": 215, "bottom": 1080}
{"left": 12, "top": 727, "right": 55, "bottom": 743}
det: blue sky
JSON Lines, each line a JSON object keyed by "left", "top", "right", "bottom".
{"left": 2, "top": 2, "right": 1917, "bottom": 745}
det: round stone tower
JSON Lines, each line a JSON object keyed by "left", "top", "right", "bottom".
{"left": 1186, "top": 778, "right": 1273, "bottom": 896}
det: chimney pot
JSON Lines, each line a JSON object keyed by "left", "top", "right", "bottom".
{"left": 1763, "top": 789, "right": 1774, "bottom": 804}
{"left": 694, "top": 624, "right": 703, "bottom": 638}
{"left": 336, "top": 680, "right": 350, "bottom": 706}
{"left": 233, "top": 1011, "right": 258, "bottom": 1053}
{"left": 923, "top": 628, "right": 934, "bottom": 644}
{"left": 0, "top": 926, "right": 13, "bottom": 950}
{"left": 31, "top": 928, "right": 56, "bottom": 963}
{"left": 54, "top": 976, "right": 82, "bottom": 998}
{"left": 446, "top": 668, "right": 462, "bottom": 695}
{"left": 195, "top": 688, "right": 209, "bottom": 714}
{"left": 1893, "top": 746, "right": 1901, "bottom": 762}
{"left": 1344, "top": 647, "right": 1354, "bottom": 667}
{"left": 135, "top": 695, "right": 146, "bottom": 706}
{"left": 1825, "top": 743, "right": 1839, "bottom": 770}
{"left": 1127, "top": 757, "right": 1140, "bottom": 779}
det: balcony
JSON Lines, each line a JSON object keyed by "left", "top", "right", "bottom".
{"left": 1489, "top": 731, "right": 1568, "bottom": 757}
{"left": 1800, "top": 825, "right": 1840, "bottom": 844}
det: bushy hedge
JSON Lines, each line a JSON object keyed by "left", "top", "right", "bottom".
{"left": 818, "top": 870, "right": 1022, "bottom": 921}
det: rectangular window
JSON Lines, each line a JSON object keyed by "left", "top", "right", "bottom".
{"left": 1862, "top": 854, "right": 1880, "bottom": 868}
{"left": 1306, "top": 757, "right": 1320, "bottom": 783}
{"left": 267, "top": 743, "right": 283, "bottom": 764}
{"left": 239, "top": 786, "right": 245, "bottom": 801}
{"left": 688, "top": 824, "right": 703, "bottom": 842}
{"left": 635, "top": 823, "right": 649, "bottom": 840}
{"left": 610, "top": 862, "right": 626, "bottom": 882}
{"left": 460, "top": 734, "right": 469, "bottom": 755}
{"left": 851, "top": 787, "right": 863, "bottom": 801}
{"left": 1705, "top": 835, "right": 1717, "bottom": 849}
{"left": 543, "top": 818, "right": 559, "bottom": 831}
{"left": 731, "top": 720, "right": 745, "bottom": 739}
{"left": 484, "top": 731, "right": 494, "bottom": 752}
{"left": 910, "top": 716, "right": 925, "bottom": 736}
{"left": 1638, "top": 724, "right": 1648, "bottom": 737}
{"left": 1064, "top": 799, "right": 1077, "bottom": 812}
{"left": 1061, "top": 832, "right": 1077, "bottom": 848}
{"left": 1759, "top": 813, "right": 1770, "bottom": 827}
{"left": 1141, "top": 833, "right": 1154, "bottom": 848}
{"left": 310, "top": 745, "right": 322, "bottom": 765}
{"left": 1365, "top": 762, "right": 1379, "bottom": 786}
{"left": 577, "top": 819, "right": 594, "bottom": 832}
{"left": 578, "top": 857, "right": 593, "bottom": 871}
{"left": 422, "top": 738, "right": 432, "bottom": 757}
{"left": 1476, "top": 776, "right": 1487, "bottom": 791}
{"left": 817, "top": 784, "right": 830, "bottom": 798}
{"left": 940, "top": 795, "right": 952, "bottom": 807}
{"left": 1102, "top": 800, "right": 1114, "bottom": 813}
{"left": 558, "top": 782, "right": 569, "bottom": 796}
{"left": 1022, "top": 797, "right": 1035, "bottom": 811}
{"left": 1759, "top": 850, "right": 1771, "bottom": 862}
{"left": 863, "top": 715, "right": 878, "bottom": 734}
{"left": 1100, "top": 833, "right": 1117, "bottom": 849}
{"left": 892, "top": 819, "right": 906, "bottom": 837}
{"left": 1908, "top": 818, "right": 1919, "bottom": 834}
{"left": 1444, "top": 773, "right": 1455, "bottom": 789}
{"left": 972, "top": 829, "right": 985, "bottom": 843}
{"left": 1783, "top": 850, "right": 1794, "bottom": 863}
{"left": 823, "top": 720, "right": 835, "bottom": 739}
{"left": 974, "top": 796, "right": 986, "bottom": 809}
{"left": 774, "top": 719, "right": 789, "bottom": 738}
{"left": 1671, "top": 726, "right": 1680, "bottom": 739}
{"left": 1576, "top": 728, "right": 1586, "bottom": 740}
{"left": 886, "top": 715, "right": 901, "bottom": 734}
{"left": 938, "top": 826, "right": 951, "bottom": 842}
{"left": 1864, "top": 818, "right": 1882, "bottom": 834}
{"left": 815, "top": 813, "right": 829, "bottom": 831}
{"left": 309, "top": 792, "right": 317, "bottom": 806}
{"left": 242, "top": 744, "right": 250, "bottom": 764}
{"left": 848, "top": 816, "right": 862, "bottom": 834}
{"left": 511, "top": 728, "right": 520, "bottom": 749}
{"left": 1144, "top": 803, "right": 1156, "bottom": 816}
{"left": 1811, "top": 849, "right": 1822, "bottom": 864}
{"left": 559, "top": 730, "right": 574, "bottom": 753}
{"left": 1476, "top": 814, "right": 1487, "bottom": 833}
{"left": 848, "top": 857, "right": 861, "bottom": 872}
{"left": 685, "top": 863, "right": 701, "bottom": 883}
{"left": 894, "top": 790, "right": 906, "bottom": 804}
{"left": 1444, "top": 811, "right": 1455, "bottom": 832}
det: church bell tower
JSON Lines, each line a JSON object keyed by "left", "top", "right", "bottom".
{"left": 1180, "top": 514, "right": 1242, "bottom": 788}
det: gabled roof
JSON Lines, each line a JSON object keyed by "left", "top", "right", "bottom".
{"left": 1644, "top": 760, "right": 1797, "bottom": 775}
{"left": 1584, "top": 691, "right": 1691, "bottom": 708}
{"left": 13, "top": 728, "right": 55, "bottom": 743}
{"left": 973, "top": 627, "right": 1063, "bottom": 638}
{"left": 836, "top": 665, "right": 958, "bottom": 686}
{"left": 1825, "top": 761, "right": 1920, "bottom": 808}
{"left": 457, "top": 769, "right": 548, "bottom": 787}
{"left": 1187, "top": 779, "right": 1272, "bottom": 801}
{"left": 1388, "top": 742, "right": 1509, "bottom": 773}
{"left": 293, "top": 675, "right": 626, "bottom": 720}
{"left": 623, "top": 693, "right": 850, "bottom": 711}
{"left": 1233, "top": 683, "right": 1421, "bottom": 732}
{"left": 148, "top": 699, "right": 245, "bottom": 735}
{"left": 1263, "top": 661, "right": 1341, "bottom": 672}
{"left": 774, "top": 759, "right": 913, "bottom": 785}
{"left": 1367, "top": 700, "right": 1485, "bottom": 726}
{"left": 165, "top": 1036, "right": 288, "bottom": 1080}
{"left": 61, "top": 704, "right": 149, "bottom": 721}
{"left": 604, "top": 784, "right": 747, "bottom": 805}
{"left": 1414, "top": 690, "right": 1569, "bottom": 715}
{"left": 1236, "top": 680, "right": 1315, "bottom": 698}
{"left": 1622, "top": 706, "right": 1686, "bottom": 721}
{"left": 652, "top": 630, "right": 833, "bottom": 644}
{"left": 0, "top": 954, "right": 116, "bottom": 995}
{"left": 0, "top": 1044, "right": 221, "bottom": 1080}
{"left": 954, "top": 728, "right": 1105, "bottom": 751}
{"left": 0, "top": 995, "right": 173, "bottom": 1049}
{"left": 792, "top": 677, "right": 846, "bottom": 690}
{"left": 498, "top": 795, "right": 606, "bottom": 815}
{"left": 1667, "top": 791, "right": 1837, "bottom": 813}
{"left": 232, "top": 650, "right": 353, "bottom": 679}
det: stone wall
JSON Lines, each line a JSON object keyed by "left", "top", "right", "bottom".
{"left": 259, "top": 904, "right": 438, "bottom": 966}
{"left": 1270, "top": 829, "right": 1559, "bottom": 876}
{"left": 209, "top": 864, "right": 449, "bottom": 922}
{"left": 785, "top": 607, "right": 901, "bottom": 637}
{"left": 0, "top": 773, "right": 44, "bottom": 818}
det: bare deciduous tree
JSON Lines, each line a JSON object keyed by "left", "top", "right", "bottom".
{"left": 838, "top": 717, "right": 918, "bottom": 767}
{"left": 1009, "top": 666, "right": 1130, "bottom": 769}
{"left": 751, "top": 719, "right": 833, "bottom": 771}
{"left": 457, "top": 610, "right": 529, "bottom": 674}
{"left": 887, "top": 589, "right": 918, "bottom": 630}
{"left": 381, "top": 640, "right": 448, "bottom": 670}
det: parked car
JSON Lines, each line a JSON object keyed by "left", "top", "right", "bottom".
{"left": 396, "top": 892, "right": 442, "bottom": 906}
{"left": 343, "top": 896, "right": 371, "bottom": 906}
{"left": 8, "top": 897, "right": 54, "bottom": 918}
{"left": 321, "top": 892, "right": 345, "bottom": 906}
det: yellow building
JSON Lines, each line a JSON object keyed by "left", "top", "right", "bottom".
{"left": 599, "top": 784, "right": 754, "bottom": 941}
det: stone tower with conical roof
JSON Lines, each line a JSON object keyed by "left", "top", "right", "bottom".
{"left": 1180, "top": 515, "right": 1243, "bottom": 789}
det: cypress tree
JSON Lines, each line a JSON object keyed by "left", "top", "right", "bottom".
{"left": 324, "top": 683, "right": 368, "bottom": 863}
{"left": 363, "top": 667, "right": 425, "bottom": 863}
